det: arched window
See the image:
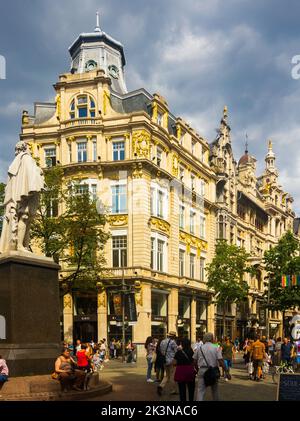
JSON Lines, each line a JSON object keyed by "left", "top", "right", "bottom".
{"left": 0, "top": 315, "right": 6, "bottom": 339}
{"left": 70, "top": 95, "right": 96, "bottom": 119}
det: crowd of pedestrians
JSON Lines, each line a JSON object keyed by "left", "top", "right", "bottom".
{"left": 141, "top": 331, "right": 300, "bottom": 401}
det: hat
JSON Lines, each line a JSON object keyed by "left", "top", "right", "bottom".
{"left": 167, "top": 331, "right": 177, "bottom": 337}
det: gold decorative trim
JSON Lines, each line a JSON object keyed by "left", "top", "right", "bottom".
{"left": 132, "top": 130, "right": 151, "bottom": 159}
{"left": 172, "top": 154, "right": 179, "bottom": 177}
{"left": 97, "top": 291, "right": 106, "bottom": 308}
{"left": 108, "top": 214, "right": 128, "bottom": 226}
{"left": 150, "top": 217, "right": 170, "bottom": 235}
{"left": 135, "top": 285, "right": 143, "bottom": 306}
{"left": 179, "top": 231, "right": 208, "bottom": 255}
{"left": 132, "top": 162, "right": 143, "bottom": 178}
{"left": 55, "top": 94, "right": 61, "bottom": 120}
{"left": 63, "top": 294, "right": 72, "bottom": 309}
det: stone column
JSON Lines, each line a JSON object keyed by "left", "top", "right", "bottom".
{"left": 97, "top": 290, "right": 107, "bottom": 342}
{"left": 133, "top": 282, "right": 151, "bottom": 359}
{"left": 191, "top": 297, "right": 196, "bottom": 343}
{"left": 63, "top": 293, "right": 73, "bottom": 344}
{"left": 168, "top": 288, "right": 178, "bottom": 334}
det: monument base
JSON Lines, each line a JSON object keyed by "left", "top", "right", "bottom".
{"left": 0, "top": 251, "right": 61, "bottom": 377}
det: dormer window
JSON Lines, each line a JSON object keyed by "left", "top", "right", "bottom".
{"left": 70, "top": 95, "right": 96, "bottom": 119}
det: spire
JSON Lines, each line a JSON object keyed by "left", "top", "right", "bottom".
{"left": 265, "top": 139, "right": 276, "bottom": 171}
{"left": 94, "top": 11, "right": 101, "bottom": 32}
{"left": 223, "top": 105, "right": 228, "bottom": 122}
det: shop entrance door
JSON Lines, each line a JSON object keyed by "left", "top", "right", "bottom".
{"left": 74, "top": 321, "right": 97, "bottom": 344}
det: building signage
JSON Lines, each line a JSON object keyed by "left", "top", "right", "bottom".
{"left": 125, "top": 292, "right": 137, "bottom": 322}
{"left": 152, "top": 316, "right": 167, "bottom": 322}
{"left": 112, "top": 294, "right": 122, "bottom": 316}
{"left": 259, "top": 308, "right": 266, "bottom": 326}
{"left": 277, "top": 373, "right": 300, "bottom": 401}
{"left": 196, "top": 320, "right": 207, "bottom": 326}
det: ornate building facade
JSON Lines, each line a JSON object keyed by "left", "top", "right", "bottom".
{"left": 20, "top": 21, "right": 294, "bottom": 345}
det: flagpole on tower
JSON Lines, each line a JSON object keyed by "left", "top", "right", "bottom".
{"left": 95, "top": 11, "right": 101, "bottom": 32}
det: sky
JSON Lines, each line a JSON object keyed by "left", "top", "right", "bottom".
{"left": 1, "top": 0, "right": 300, "bottom": 212}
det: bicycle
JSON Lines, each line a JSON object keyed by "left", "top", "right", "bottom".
{"left": 271, "top": 361, "right": 295, "bottom": 384}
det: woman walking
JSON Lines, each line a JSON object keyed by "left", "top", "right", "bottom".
{"left": 173, "top": 338, "right": 196, "bottom": 402}
{"left": 145, "top": 336, "right": 155, "bottom": 382}
{"left": 221, "top": 337, "right": 235, "bottom": 381}
{"left": 154, "top": 338, "right": 165, "bottom": 383}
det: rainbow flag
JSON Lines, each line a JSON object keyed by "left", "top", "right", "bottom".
{"left": 281, "top": 275, "right": 300, "bottom": 287}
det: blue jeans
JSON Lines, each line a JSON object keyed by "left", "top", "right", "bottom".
{"left": 146, "top": 358, "right": 153, "bottom": 380}
{"left": 0, "top": 374, "right": 8, "bottom": 383}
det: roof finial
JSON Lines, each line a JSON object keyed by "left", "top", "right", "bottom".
{"left": 95, "top": 11, "right": 101, "bottom": 32}
{"left": 268, "top": 139, "right": 273, "bottom": 150}
{"left": 245, "top": 133, "right": 248, "bottom": 154}
{"left": 223, "top": 105, "right": 228, "bottom": 121}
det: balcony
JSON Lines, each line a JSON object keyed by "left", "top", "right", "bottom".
{"left": 61, "top": 118, "right": 102, "bottom": 129}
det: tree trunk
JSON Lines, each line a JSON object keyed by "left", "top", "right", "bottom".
{"left": 282, "top": 310, "right": 286, "bottom": 338}
{"left": 223, "top": 305, "right": 226, "bottom": 340}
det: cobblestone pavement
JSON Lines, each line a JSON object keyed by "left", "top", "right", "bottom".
{"left": 86, "top": 354, "right": 277, "bottom": 401}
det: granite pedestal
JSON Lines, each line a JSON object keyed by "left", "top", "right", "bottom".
{"left": 0, "top": 251, "right": 61, "bottom": 376}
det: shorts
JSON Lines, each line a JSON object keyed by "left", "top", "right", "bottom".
{"left": 0, "top": 374, "right": 8, "bottom": 383}
{"left": 253, "top": 359, "right": 263, "bottom": 368}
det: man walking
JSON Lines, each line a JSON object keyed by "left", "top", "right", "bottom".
{"left": 250, "top": 335, "right": 266, "bottom": 381}
{"left": 193, "top": 332, "right": 225, "bottom": 401}
{"left": 281, "top": 337, "right": 293, "bottom": 365}
{"left": 157, "top": 331, "right": 178, "bottom": 396}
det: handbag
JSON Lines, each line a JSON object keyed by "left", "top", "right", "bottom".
{"left": 174, "top": 350, "right": 196, "bottom": 383}
{"left": 199, "top": 346, "right": 220, "bottom": 386}
{"left": 51, "top": 372, "right": 59, "bottom": 380}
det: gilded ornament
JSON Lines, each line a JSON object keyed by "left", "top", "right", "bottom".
{"left": 150, "top": 217, "right": 170, "bottom": 235}
{"left": 63, "top": 294, "right": 72, "bottom": 309}
{"left": 55, "top": 94, "right": 61, "bottom": 120}
{"left": 108, "top": 215, "right": 128, "bottom": 226}
{"left": 103, "top": 89, "right": 111, "bottom": 115}
{"left": 132, "top": 130, "right": 151, "bottom": 159}
{"left": 135, "top": 285, "right": 143, "bottom": 306}
{"left": 22, "top": 110, "right": 29, "bottom": 125}
{"left": 172, "top": 154, "right": 179, "bottom": 177}
{"left": 97, "top": 291, "right": 106, "bottom": 308}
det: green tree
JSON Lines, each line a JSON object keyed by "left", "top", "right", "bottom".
{"left": 206, "top": 240, "right": 253, "bottom": 338}
{"left": 263, "top": 231, "right": 300, "bottom": 317}
{"left": 31, "top": 166, "right": 110, "bottom": 290}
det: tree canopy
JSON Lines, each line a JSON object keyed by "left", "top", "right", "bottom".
{"left": 31, "top": 166, "right": 110, "bottom": 289}
{"left": 263, "top": 231, "right": 300, "bottom": 311}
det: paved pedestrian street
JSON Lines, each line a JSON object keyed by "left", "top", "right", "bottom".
{"left": 87, "top": 354, "right": 277, "bottom": 402}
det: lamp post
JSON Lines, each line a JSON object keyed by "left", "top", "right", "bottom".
{"left": 121, "top": 262, "right": 126, "bottom": 363}
{"left": 266, "top": 277, "right": 271, "bottom": 339}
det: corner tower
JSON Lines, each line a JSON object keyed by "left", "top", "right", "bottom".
{"left": 68, "top": 12, "right": 127, "bottom": 94}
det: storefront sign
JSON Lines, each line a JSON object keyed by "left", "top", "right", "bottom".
{"left": 74, "top": 315, "right": 97, "bottom": 322}
{"left": 277, "top": 373, "right": 300, "bottom": 401}
{"left": 112, "top": 294, "right": 122, "bottom": 316}
{"left": 196, "top": 320, "right": 207, "bottom": 326}
{"left": 259, "top": 308, "right": 266, "bottom": 326}
{"left": 125, "top": 292, "right": 137, "bottom": 322}
{"left": 152, "top": 315, "right": 167, "bottom": 322}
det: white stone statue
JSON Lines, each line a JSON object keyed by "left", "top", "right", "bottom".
{"left": 0, "top": 141, "right": 44, "bottom": 253}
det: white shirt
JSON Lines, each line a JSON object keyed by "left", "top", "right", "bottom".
{"left": 193, "top": 341, "right": 203, "bottom": 351}
{"left": 193, "top": 342, "right": 223, "bottom": 369}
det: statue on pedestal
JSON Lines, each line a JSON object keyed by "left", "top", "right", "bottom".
{"left": 0, "top": 141, "right": 44, "bottom": 253}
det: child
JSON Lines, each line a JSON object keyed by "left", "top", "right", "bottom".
{"left": 92, "top": 349, "right": 103, "bottom": 372}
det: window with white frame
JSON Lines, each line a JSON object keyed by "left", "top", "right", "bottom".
{"left": 111, "top": 183, "right": 127, "bottom": 214}
{"left": 91, "top": 184, "right": 97, "bottom": 202}
{"left": 151, "top": 234, "right": 168, "bottom": 272}
{"left": 179, "top": 204, "right": 185, "bottom": 229}
{"left": 191, "top": 173, "right": 196, "bottom": 191}
{"left": 74, "top": 180, "right": 98, "bottom": 201}
{"left": 76, "top": 184, "right": 89, "bottom": 195}
{"left": 45, "top": 147, "right": 56, "bottom": 167}
{"left": 200, "top": 215, "right": 206, "bottom": 238}
{"left": 93, "top": 141, "right": 97, "bottom": 162}
{"left": 192, "top": 140, "right": 196, "bottom": 155}
{"left": 179, "top": 249, "right": 185, "bottom": 277}
{"left": 156, "top": 147, "right": 163, "bottom": 167}
{"left": 190, "top": 253, "right": 195, "bottom": 279}
{"left": 77, "top": 142, "right": 87, "bottom": 162}
{"left": 190, "top": 210, "right": 196, "bottom": 235}
{"left": 157, "top": 112, "right": 163, "bottom": 126}
{"left": 179, "top": 166, "right": 185, "bottom": 181}
{"left": 113, "top": 141, "right": 125, "bottom": 161}
{"left": 70, "top": 95, "right": 96, "bottom": 119}
{"left": 200, "top": 257, "right": 205, "bottom": 282}
{"left": 150, "top": 183, "right": 168, "bottom": 220}
{"left": 200, "top": 179, "right": 206, "bottom": 197}
{"left": 112, "top": 235, "right": 127, "bottom": 267}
